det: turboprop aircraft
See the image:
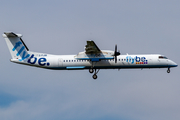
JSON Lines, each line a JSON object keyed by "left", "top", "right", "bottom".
{"left": 3, "top": 32, "right": 178, "bottom": 79}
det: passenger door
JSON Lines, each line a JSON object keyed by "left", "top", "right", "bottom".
{"left": 58, "top": 58, "right": 63, "bottom": 67}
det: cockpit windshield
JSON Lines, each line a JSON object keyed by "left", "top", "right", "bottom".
{"left": 159, "top": 56, "right": 168, "bottom": 59}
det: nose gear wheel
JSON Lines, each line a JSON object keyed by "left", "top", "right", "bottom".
{"left": 167, "top": 68, "right": 170, "bottom": 73}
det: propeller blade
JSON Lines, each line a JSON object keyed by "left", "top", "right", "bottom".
{"left": 113, "top": 44, "right": 120, "bottom": 63}
{"left": 115, "top": 56, "right": 117, "bottom": 63}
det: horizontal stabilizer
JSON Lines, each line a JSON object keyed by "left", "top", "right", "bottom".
{"left": 4, "top": 32, "right": 22, "bottom": 38}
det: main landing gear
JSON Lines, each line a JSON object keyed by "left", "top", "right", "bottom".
{"left": 89, "top": 69, "right": 94, "bottom": 73}
{"left": 167, "top": 68, "right": 170, "bottom": 73}
{"left": 89, "top": 68, "right": 100, "bottom": 79}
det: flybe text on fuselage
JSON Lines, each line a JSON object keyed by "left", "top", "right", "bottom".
{"left": 12, "top": 41, "right": 50, "bottom": 66}
{"left": 126, "top": 56, "right": 148, "bottom": 64}
{"left": 27, "top": 54, "right": 50, "bottom": 66}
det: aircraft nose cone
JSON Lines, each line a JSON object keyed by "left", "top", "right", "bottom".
{"left": 174, "top": 63, "right": 178, "bottom": 67}
{"left": 169, "top": 60, "right": 178, "bottom": 67}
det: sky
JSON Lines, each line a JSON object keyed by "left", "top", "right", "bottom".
{"left": 0, "top": 0, "right": 180, "bottom": 120}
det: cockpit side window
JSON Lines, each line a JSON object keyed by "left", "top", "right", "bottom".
{"left": 159, "top": 56, "right": 168, "bottom": 59}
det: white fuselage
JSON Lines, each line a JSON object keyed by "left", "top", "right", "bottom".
{"left": 11, "top": 52, "right": 177, "bottom": 70}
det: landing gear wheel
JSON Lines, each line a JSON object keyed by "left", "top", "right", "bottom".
{"left": 89, "top": 69, "right": 94, "bottom": 73}
{"left": 93, "top": 74, "right": 97, "bottom": 79}
{"left": 167, "top": 68, "right": 170, "bottom": 73}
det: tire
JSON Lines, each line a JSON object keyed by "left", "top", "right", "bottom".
{"left": 93, "top": 74, "right": 97, "bottom": 79}
{"left": 89, "top": 69, "right": 94, "bottom": 73}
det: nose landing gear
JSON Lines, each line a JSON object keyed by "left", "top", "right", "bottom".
{"left": 167, "top": 68, "right": 170, "bottom": 73}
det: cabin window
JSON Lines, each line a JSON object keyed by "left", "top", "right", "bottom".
{"left": 66, "top": 60, "right": 68, "bottom": 62}
{"left": 72, "top": 60, "right": 73, "bottom": 62}
{"left": 63, "top": 60, "right": 65, "bottom": 62}
{"left": 74, "top": 60, "right": 76, "bottom": 62}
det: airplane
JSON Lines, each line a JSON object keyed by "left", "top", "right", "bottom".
{"left": 3, "top": 32, "right": 178, "bottom": 79}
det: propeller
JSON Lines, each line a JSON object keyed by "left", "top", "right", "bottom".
{"left": 113, "top": 44, "right": 120, "bottom": 63}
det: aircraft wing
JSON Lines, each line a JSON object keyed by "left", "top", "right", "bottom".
{"left": 76, "top": 40, "right": 114, "bottom": 61}
{"left": 85, "top": 40, "right": 101, "bottom": 54}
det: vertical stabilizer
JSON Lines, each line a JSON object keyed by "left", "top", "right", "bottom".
{"left": 3, "top": 32, "right": 30, "bottom": 61}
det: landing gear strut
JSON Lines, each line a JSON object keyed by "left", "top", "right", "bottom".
{"left": 167, "top": 68, "right": 170, "bottom": 73}
{"left": 89, "top": 69, "right": 100, "bottom": 79}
